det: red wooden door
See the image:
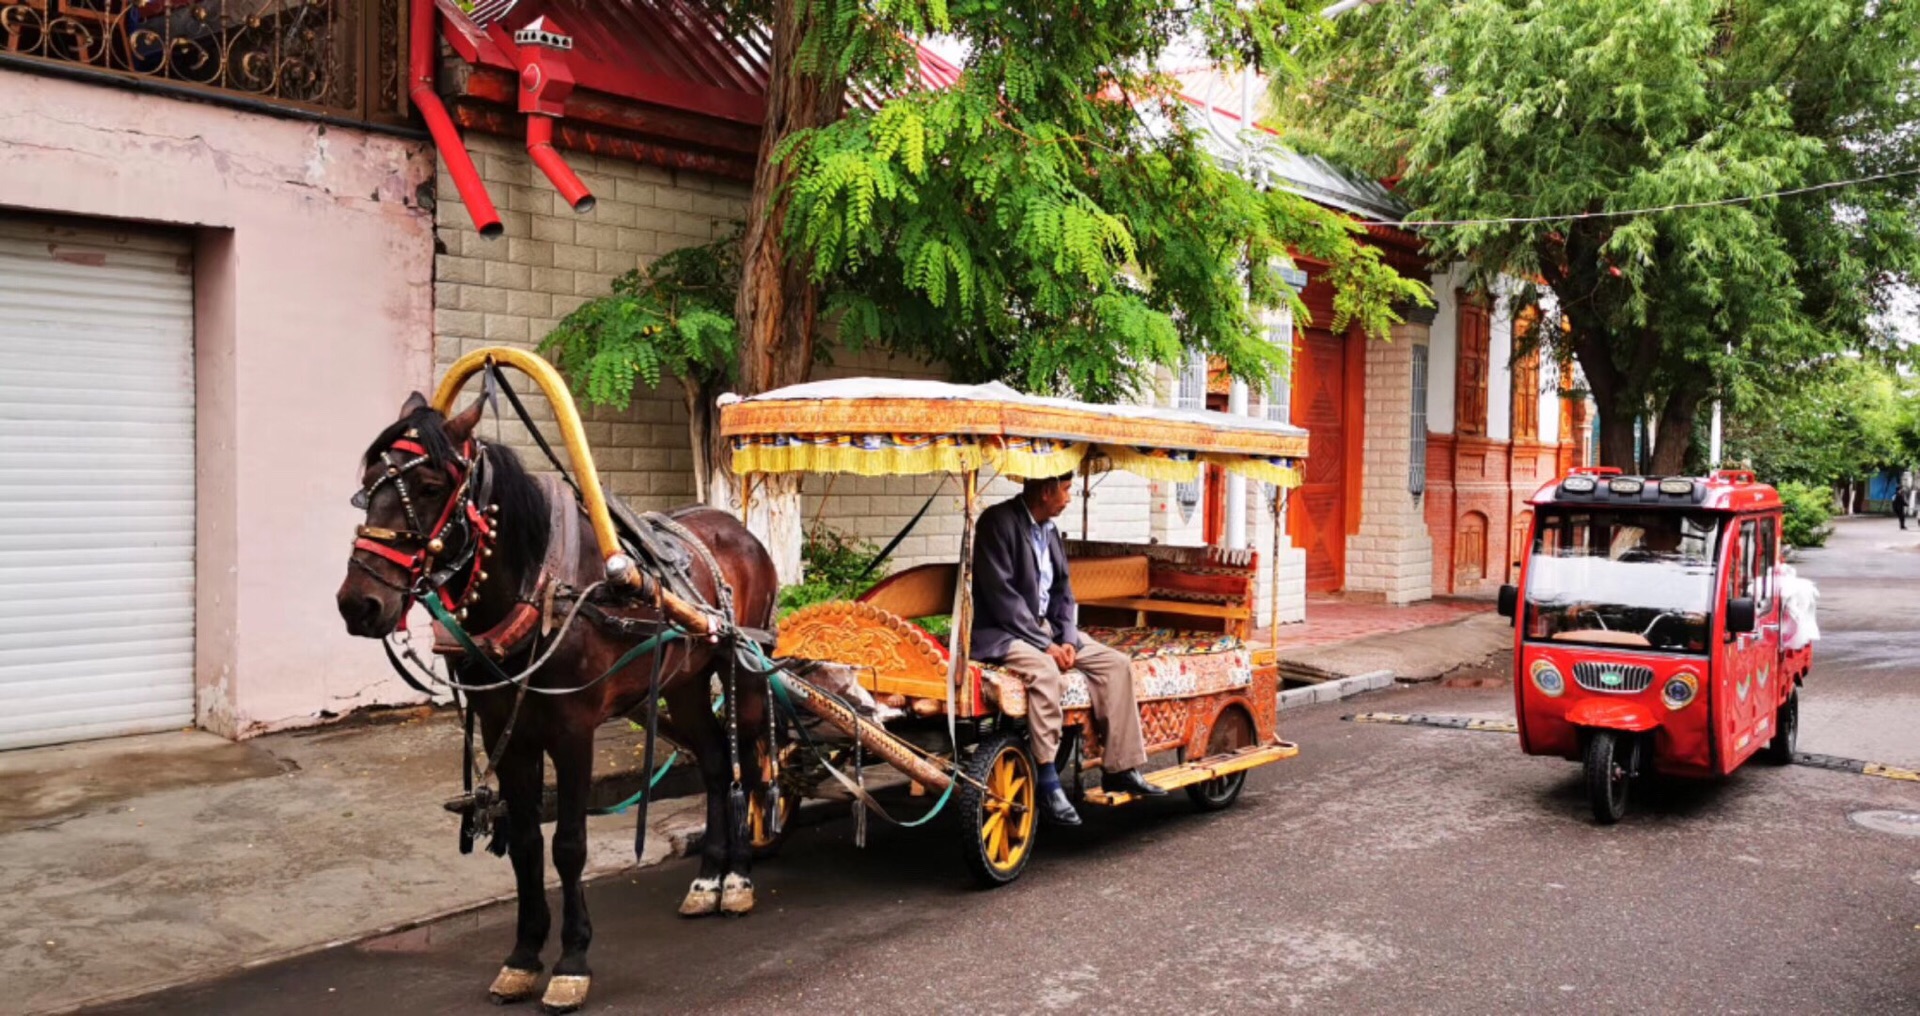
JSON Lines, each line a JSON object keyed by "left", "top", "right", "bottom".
{"left": 1292, "top": 328, "right": 1347, "bottom": 592}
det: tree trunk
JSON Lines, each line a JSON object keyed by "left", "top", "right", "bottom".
{"left": 1648, "top": 388, "right": 1700, "bottom": 477}
{"left": 731, "top": 0, "right": 849, "bottom": 583}
{"left": 683, "top": 377, "right": 732, "bottom": 512}
{"left": 1566, "top": 321, "right": 1640, "bottom": 471}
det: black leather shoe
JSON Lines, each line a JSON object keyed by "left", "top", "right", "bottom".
{"left": 1101, "top": 768, "right": 1167, "bottom": 797}
{"left": 1039, "top": 785, "right": 1082, "bottom": 826}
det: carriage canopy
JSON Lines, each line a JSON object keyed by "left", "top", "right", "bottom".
{"left": 717, "top": 378, "right": 1308, "bottom": 487}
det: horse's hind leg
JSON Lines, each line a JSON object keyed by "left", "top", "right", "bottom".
{"left": 540, "top": 729, "right": 596, "bottom": 1013}
{"left": 664, "top": 672, "right": 733, "bottom": 916}
{"left": 720, "top": 675, "right": 769, "bottom": 914}
{"left": 490, "top": 745, "right": 549, "bottom": 1004}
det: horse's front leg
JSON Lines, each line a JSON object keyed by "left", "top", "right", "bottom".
{"left": 664, "top": 675, "right": 732, "bottom": 917}
{"left": 489, "top": 744, "right": 549, "bottom": 1004}
{"left": 540, "top": 729, "right": 597, "bottom": 1014}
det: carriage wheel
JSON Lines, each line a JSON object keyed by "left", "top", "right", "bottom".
{"left": 747, "top": 745, "right": 800, "bottom": 859}
{"left": 957, "top": 732, "right": 1037, "bottom": 887}
{"left": 1184, "top": 705, "right": 1254, "bottom": 812}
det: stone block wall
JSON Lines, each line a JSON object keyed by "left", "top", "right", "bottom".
{"left": 431, "top": 134, "right": 748, "bottom": 514}
{"left": 1345, "top": 323, "right": 1434, "bottom": 605}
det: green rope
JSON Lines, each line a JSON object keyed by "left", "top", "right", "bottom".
{"left": 591, "top": 750, "right": 680, "bottom": 816}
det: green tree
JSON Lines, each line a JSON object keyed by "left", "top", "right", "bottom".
{"left": 1721, "top": 355, "right": 1917, "bottom": 487}
{"left": 555, "top": 0, "right": 1426, "bottom": 578}
{"left": 1277, "top": 0, "right": 1920, "bottom": 473}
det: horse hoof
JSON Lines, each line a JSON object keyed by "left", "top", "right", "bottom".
{"left": 720, "top": 873, "right": 754, "bottom": 915}
{"left": 540, "top": 974, "right": 590, "bottom": 1014}
{"left": 489, "top": 965, "right": 541, "bottom": 1004}
{"left": 677, "top": 877, "right": 721, "bottom": 917}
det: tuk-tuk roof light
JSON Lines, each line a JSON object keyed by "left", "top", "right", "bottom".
{"left": 1608, "top": 477, "right": 1645, "bottom": 495}
{"left": 1561, "top": 475, "right": 1597, "bottom": 494}
{"left": 1659, "top": 478, "right": 1696, "bottom": 496}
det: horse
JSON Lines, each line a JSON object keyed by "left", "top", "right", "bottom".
{"left": 335, "top": 392, "right": 778, "bottom": 1013}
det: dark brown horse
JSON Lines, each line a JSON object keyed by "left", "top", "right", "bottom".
{"left": 335, "top": 393, "right": 778, "bottom": 1013}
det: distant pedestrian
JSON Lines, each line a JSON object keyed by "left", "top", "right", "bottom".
{"left": 1898, "top": 473, "right": 1914, "bottom": 530}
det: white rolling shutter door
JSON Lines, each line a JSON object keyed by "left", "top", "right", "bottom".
{"left": 0, "top": 218, "right": 196, "bottom": 749}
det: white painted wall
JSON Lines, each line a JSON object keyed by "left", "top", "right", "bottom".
{"left": 1488, "top": 290, "right": 1514, "bottom": 442}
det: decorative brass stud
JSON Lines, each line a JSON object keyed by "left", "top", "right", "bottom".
{"left": 477, "top": 571, "right": 489, "bottom": 583}
{"left": 428, "top": 538, "right": 445, "bottom": 554}
{"left": 457, "top": 609, "right": 468, "bottom": 621}
{"left": 481, "top": 547, "right": 494, "bottom": 559}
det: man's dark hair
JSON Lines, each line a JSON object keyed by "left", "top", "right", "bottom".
{"left": 1022, "top": 472, "right": 1076, "bottom": 495}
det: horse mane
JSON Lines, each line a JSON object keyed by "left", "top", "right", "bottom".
{"left": 364, "top": 408, "right": 550, "bottom": 582}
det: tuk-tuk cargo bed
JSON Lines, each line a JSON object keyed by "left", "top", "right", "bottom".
{"left": 1082, "top": 742, "right": 1299, "bottom": 805}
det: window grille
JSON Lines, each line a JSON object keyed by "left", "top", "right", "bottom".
{"left": 1410, "top": 344, "right": 1429, "bottom": 497}
{"left": 0, "top": 0, "right": 410, "bottom": 127}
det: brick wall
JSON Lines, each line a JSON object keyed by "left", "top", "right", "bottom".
{"left": 1345, "top": 323, "right": 1434, "bottom": 605}
{"left": 432, "top": 134, "right": 748, "bottom": 513}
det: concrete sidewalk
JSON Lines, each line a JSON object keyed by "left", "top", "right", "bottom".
{"left": 1, "top": 711, "right": 704, "bottom": 1015}
{"left": 2, "top": 600, "right": 1510, "bottom": 1015}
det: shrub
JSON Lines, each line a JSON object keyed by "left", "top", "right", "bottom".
{"left": 776, "top": 527, "right": 890, "bottom": 619}
{"left": 1778, "top": 480, "right": 1835, "bottom": 549}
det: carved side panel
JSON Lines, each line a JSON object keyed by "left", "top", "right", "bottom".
{"left": 776, "top": 601, "right": 952, "bottom": 700}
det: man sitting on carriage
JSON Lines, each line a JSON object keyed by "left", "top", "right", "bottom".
{"left": 972, "top": 472, "right": 1166, "bottom": 826}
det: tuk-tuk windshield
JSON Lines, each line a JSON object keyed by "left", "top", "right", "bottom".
{"left": 1523, "top": 508, "right": 1722, "bottom": 654}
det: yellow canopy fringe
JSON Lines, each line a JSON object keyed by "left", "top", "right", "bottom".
{"left": 1099, "top": 445, "right": 1202, "bottom": 483}
{"left": 984, "top": 439, "right": 1088, "bottom": 479}
{"left": 1208, "top": 455, "right": 1303, "bottom": 489}
{"left": 731, "top": 440, "right": 986, "bottom": 477}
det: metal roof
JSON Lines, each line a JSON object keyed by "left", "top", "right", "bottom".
{"left": 445, "top": 0, "right": 961, "bottom": 123}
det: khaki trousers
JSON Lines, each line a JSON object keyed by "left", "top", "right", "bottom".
{"left": 996, "top": 630, "right": 1148, "bottom": 772}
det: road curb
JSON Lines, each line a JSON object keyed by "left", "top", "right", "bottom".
{"left": 1278, "top": 669, "right": 1396, "bottom": 711}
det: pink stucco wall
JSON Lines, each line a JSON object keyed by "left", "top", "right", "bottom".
{"left": 0, "top": 70, "right": 439, "bottom": 737}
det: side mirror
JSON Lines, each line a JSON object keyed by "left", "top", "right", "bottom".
{"left": 1725, "top": 597, "right": 1757, "bottom": 636}
{"left": 1497, "top": 584, "right": 1519, "bottom": 621}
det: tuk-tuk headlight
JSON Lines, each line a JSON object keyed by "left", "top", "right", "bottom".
{"left": 1662, "top": 672, "right": 1699, "bottom": 710}
{"left": 1529, "top": 660, "right": 1565, "bottom": 698}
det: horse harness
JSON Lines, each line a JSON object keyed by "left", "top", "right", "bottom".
{"left": 352, "top": 427, "right": 756, "bottom": 855}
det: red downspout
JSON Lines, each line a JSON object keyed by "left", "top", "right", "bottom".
{"left": 513, "top": 18, "right": 595, "bottom": 213}
{"left": 409, "top": 0, "right": 503, "bottom": 238}
{"left": 526, "top": 116, "right": 595, "bottom": 212}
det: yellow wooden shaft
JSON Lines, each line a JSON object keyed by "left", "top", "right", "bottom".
{"left": 431, "top": 346, "right": 623, "bottom": 567}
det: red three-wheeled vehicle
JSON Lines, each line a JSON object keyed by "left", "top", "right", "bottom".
{"left": 1498, "top": 468, "right": 1814, "bottom": 822}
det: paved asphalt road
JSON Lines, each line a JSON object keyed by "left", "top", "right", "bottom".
{"left": 97, "top": 520, "right": 1919, "bottom": 1015}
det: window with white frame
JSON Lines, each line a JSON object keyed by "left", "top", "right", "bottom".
{"left": 1175, "top": 350, "right": 1206, "bottom": 523}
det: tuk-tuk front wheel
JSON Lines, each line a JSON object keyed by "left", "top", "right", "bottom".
{"left": 1583, "top": 730, "right": 1635, "bottom": 824}
{"left": 1763, "top": 690, "right": 1799, "bottom": 765}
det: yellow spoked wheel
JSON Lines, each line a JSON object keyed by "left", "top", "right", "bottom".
{"left": 957, "top": 733, "right": 1037, "bottom": 887}
{"left": 747, "top": 744, "right": 800, "bottom": 858}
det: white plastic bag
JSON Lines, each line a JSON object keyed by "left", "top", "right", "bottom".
{"left": 1777, "top": 564, "right": 1820, "bottom": 649}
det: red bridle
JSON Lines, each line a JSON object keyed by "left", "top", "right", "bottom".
{"left": 351, "top": 437, "right": 498, "bottom": 614}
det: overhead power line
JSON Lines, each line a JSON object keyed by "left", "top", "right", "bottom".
{"left": 1356, "top": 166, "right": 1920, "bottom": 229}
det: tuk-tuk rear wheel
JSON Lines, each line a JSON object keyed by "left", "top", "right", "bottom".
{"left": 1762, "top": 690, "right": 1798, "bottom": 765}
{"left": 1584, "top": 730, "right": 1633, "bottom": 825}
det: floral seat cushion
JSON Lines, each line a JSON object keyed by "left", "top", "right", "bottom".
{"left": 978, "top": 626, "right": 1253, "bottom": 711}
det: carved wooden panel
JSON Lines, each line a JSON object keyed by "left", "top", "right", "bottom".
{"left": 776, "top": 601, "right": 952, "bottom": 702}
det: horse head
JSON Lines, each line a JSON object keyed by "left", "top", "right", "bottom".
{"left": 335, "top": 391, "right": 543, "bottom": 638}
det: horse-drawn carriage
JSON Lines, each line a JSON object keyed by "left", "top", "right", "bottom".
{"left": 339, "top": 349, "right": 1309, "bottom": 1010}
{"left": 721, "top": 377, "right": 1305, "bottom": 884}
